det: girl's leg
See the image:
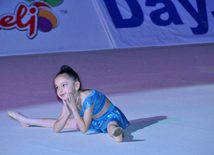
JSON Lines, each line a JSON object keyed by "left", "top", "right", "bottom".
{"left": 8, "top": 111, "right": 78, "bottom": 130}
{"left": 107, "top": 121, "right": 124, "bottom": 143}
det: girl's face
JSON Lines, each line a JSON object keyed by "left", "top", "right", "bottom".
{"left": 54, "top": 73, "right": 78, "bottom": 100}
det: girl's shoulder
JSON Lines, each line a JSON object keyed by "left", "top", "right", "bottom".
{"left": 80, "top": 89, "right": 94, "bottom": 104}
{"left": 84, "top": 89, "right": 104, "bottom": 98}
{"left": 81, "top": 89, "right": 104, "bottom": 104}
{"left": 81, "top": 89, "right": 94, "bottom": 98}
{"left": 79, "top": 89, "right": 95, "bottom": 114}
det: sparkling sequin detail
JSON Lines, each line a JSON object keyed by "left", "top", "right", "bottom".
{"left": 89, "top": 104, "right": 130, "bottom": 133}
{"left": 78, "top": 90, "right": 129, "bottom": 133}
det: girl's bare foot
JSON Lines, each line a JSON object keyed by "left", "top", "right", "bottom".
{"left": 112, "top": 127, "right": 124, "bottom": 143}
{"left": 8, "top": 111, "right": 30, "bottom": 127}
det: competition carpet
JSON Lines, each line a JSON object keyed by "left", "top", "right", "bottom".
{"left": 0, "top": 43, "right": 214, "bottom": 155}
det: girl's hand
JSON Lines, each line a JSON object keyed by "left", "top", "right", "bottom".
{"left": 63, "top": 99, "right": 72, "bottom": 116}
{"left": 66, "top": 93, "right": 77, "bottom": 110}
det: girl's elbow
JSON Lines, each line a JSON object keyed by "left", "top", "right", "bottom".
{"left": 53, "top": 127, "right": 60, "bottom": 133}
{"left": 81, "top": 129, "right": 87, "bottom": 133}
{"left": 80, "top": 127, "right": 88, "bottom": 133}
{"left": 54, "top": 128, "right": 61, "bottom": 133}
{"left": 53, "top": 124, "right": 61, "bottom": 133}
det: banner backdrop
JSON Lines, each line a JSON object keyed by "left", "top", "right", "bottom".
{"left": 0, "top": 0, "right": 214, "bottom": 56}
{"left": 0, "top": 0, "right": 112, "bottom": 56}
{"left": 93, "top": 0, "right": 214, "bottom": 48}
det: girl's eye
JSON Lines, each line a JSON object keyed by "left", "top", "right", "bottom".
{"left": 55, "top": 86, "right": 59, "bottom": 90}
{"left": 63, "top": 84, "right": 67, "bottom": 87}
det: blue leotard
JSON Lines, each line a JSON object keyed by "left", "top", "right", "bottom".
{"left": 79, "top": 89, "right": 105, "bottom": 116}
{"left": 78, "top": 90, "right": 130, "bottom": 133}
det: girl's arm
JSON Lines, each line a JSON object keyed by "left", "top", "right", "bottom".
{"left": 71, "top": 103, "right": 94, "bottom": 133}
{"left": 53, "top": 102, "right": 71, "bottom": 133}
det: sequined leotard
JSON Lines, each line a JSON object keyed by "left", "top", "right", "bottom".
{"left": 78, "top": 90, "right": 130, "bottom": 133}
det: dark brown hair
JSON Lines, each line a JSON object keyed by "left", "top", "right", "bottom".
{"left": 55, "top": 65, "right": 81, "bottom": 88}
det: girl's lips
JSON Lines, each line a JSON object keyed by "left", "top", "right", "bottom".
{"left": 60, "top": 93, "right": 66, "bottom": 98}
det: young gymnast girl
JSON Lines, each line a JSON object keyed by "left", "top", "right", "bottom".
{"left": 8, "top": 65, "right": 130, "bottom": 142}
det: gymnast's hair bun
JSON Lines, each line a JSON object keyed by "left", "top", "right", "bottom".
{"left": 60, "top": 65, "right": 73, "bottom": 72}
{"left": 55, "top": 65, "right": 82, "bottom": 89}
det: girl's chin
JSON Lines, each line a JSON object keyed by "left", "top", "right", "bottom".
{"left": 58, "top": 96, "right": 66, "bottom": 101}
